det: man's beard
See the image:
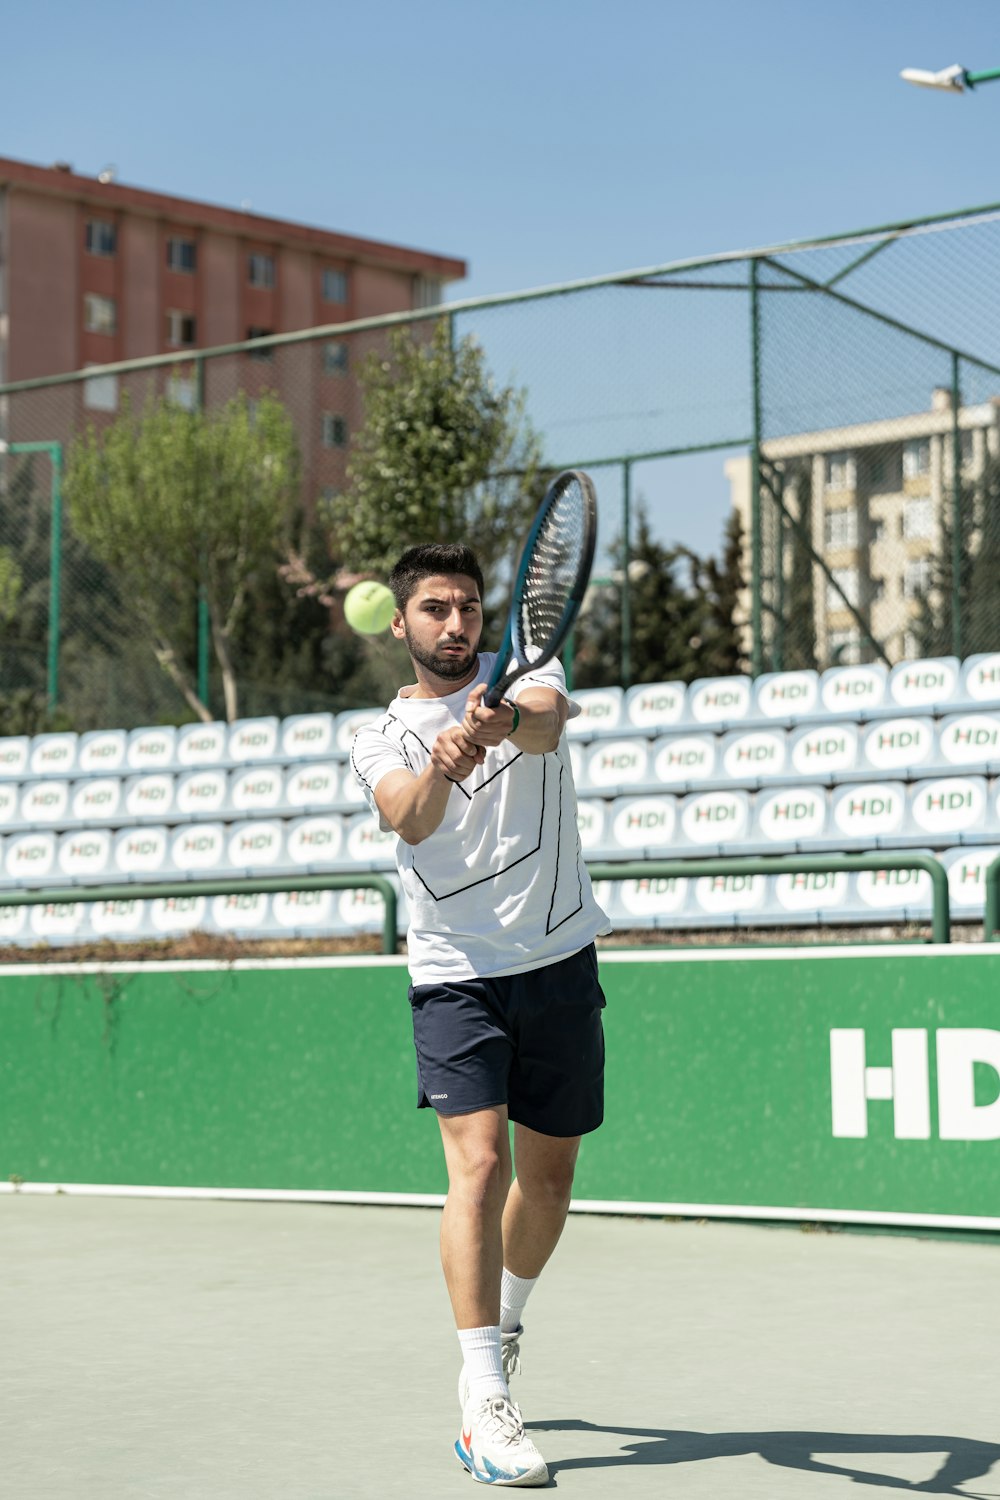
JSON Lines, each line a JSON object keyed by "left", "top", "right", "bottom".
{"left": 403, "top": 626, "right": 478, "bottom": 682}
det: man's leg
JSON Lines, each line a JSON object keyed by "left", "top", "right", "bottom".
{"left": 502, "top": 1124, "right": 581, "bottom": 1279}
{"left": 437, "top": 1105, "right": 512, "bottom": 1328}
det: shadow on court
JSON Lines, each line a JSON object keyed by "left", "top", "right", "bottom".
{"left": 532, "top": 1420, "right": 1000, "bottom": 1494}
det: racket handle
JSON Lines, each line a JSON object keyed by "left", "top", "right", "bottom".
{"left": 483, "top": 685, "right": 503, "bottom": 709}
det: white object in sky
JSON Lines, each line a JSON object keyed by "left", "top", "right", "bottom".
{"left": 900, "top": 64, "right": 966, "bottom": 92}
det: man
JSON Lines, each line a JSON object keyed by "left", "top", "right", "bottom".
{"left": 351, "top": 542, "right": 610, "bottom": 1488}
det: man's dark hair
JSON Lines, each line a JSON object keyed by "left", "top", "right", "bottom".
{"left": 389, "top": 543, "right": 485, "bottom": 610}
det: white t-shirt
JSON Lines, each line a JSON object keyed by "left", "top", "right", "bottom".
{"left": 351, "top": 652, "right": 610, "bottom": 985}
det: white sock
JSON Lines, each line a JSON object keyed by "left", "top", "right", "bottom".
{"left": 500, "top": 1268, "right": 538, "bottom": 1334}
{"left": 458, "top": 1325, "right": 508, "bottom": 1405}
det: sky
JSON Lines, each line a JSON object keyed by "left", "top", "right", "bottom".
{"left": 5, "top": 0, "right": 1000, "bottom": 558}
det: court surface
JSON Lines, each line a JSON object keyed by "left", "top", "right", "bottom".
{"left": 3, "top": 1194, "right": 998, "bottom": 1499}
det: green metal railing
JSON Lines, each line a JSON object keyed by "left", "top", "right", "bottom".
{"left": 983, "top": 852, "right": 1000, "bottom": 941}
{"left": 0, "top": 874, "right": 399, "bottom": 955}
{"left": 588, "top": 853, "right": 952, "bottom": 944}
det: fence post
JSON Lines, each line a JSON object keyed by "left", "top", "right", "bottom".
{"left": 621, "top": 457, "right": 632, "bottom": 688}
{"left": 47, "top": 444, "right": 63, "bottom": 713}
{"left": 951, "top": 352, "right": 963, "bottom": 660}
{"left": 749, "top": 258, "right": 764, "bottom": 677}
{"left": 194, "top": 355, "right": 211, "bottom": 712}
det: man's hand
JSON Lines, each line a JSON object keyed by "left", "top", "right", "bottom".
{"left": 431, "top": 723, "right": 487, "bottom": 780}
{"left": 461, "top": 683, "right": 517, "bottom": 748}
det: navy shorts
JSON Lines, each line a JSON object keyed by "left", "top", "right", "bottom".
{"left": 407, "top": 943, "right": 606, "bottom": 1138}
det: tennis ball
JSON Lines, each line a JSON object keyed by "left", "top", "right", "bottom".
{"left": 344, "top": 580, "right": 396, "bottom": 635}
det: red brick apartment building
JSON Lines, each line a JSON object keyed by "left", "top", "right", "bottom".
{"left": 0, "top": 155, "right": 466, "bottom": 499}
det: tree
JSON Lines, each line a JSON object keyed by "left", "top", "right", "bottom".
{"left": 694, "top": 508, "right": 748, "bottom": 677}
{"left": 65, "top": 392, "right": 301, "bottom": 722}
{"left": 326, "top": 320, "right": 544, "bottom": 589}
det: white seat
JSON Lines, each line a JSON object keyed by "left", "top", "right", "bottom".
{"left": 0, "top": 736, "right": 29, "bottom": 779}
{"left": 787, "top": 722, "right": 860, "bottom": 780}
{"left": 335, "top": 708, "right": 383, "bottom": 754}
{"left": 176, "top": 722, "right": 228, "bottom": 767}
{"left": 147, "top": 893, "right": 209, "bottom": 936}
{"left": 343, "top": 811, "right": 398, "bottom": 866}
{"left": 124, "top": 772, "right": 176, "bottom": 821}
{"left": 649, "top": 733, "right": 717, "bottom": 787}
{"left": 565, "top": 687, "right": 624, "bottom": 739}
{"left": 228, "top": 764, "right": 284, "bottom": 813}
{"left": 772, "top": 868, "right": 851, "bottom": 917}
{"left": 285, "top": 814, "right": 344, "bottom": 867}
{"left": 125, "top": 725, "right": 178, "bottom": 772}
{"left": 606, "top": 795, "right": 678, "bottom": 853}
{"left": 89, "top": 895, "right": 149, "bottom": 939}
{"left": 209, "top": 890, "right": 274, "bottom": 935}
{"left": 691, "top": 869, "right": 767, "bottom": 920}
{"left": 860, "top": 718, "right": 936, "bottom": 777}
{"left": 77, "top": 729, "right": 127, "bottom": 774}
{"left": 170, "top": 822, "right": 227, "bottom": 874}
{"left": 937, "top": 712, "right": 1000, "bottom": 771}
{"left": 960, "top": 653, "right": 1000, "bottom": 705}
{"left": 908, "top": 775, "right": 991, "bottom": 842}
{"left": 685, "top": 676, "right": 752, "bottom": 727}
{"left": 284, "top": 762, "right": 340, "bottom": 810}
{"left": 750, "top": 670, "right": 821, "bottom": 721}
{"left": 225, "top": 819, "right": 286, "bottom": 871}
{"left": 818, "top": 663, "right": 888, "bottom": 718}
{"left": 271, "top": 888, "right": 337, "bottom": 931}
{"left": 612, "top": 872, "right": 691, "bottom": 925}
{"left": 113, "top": 825, "right": 170, "bottom": 877}
{"left": 853, "top": 863, "right": 934, "bottom": 917}
{"left": 575, "top": 799, "right": 607, "bottom": 855}
{"left": 829, "top": 782, "right": 906, "bottom": 846}
{"left": 281, "top": 713, "right": 336, "bottom": 760}
{"left": 20, "top": 780, "right": 70, "bottom": 826}
{"left": 0, "top": 904, "right": 28, "bottom": 943}
{"left": 623, "top": 681, "right": 686, "bottom": 733}
{"left": 678, "top": 788, "right": 752, "bottom": 847}
{"left": 941, "top": 845, "right": 1000, "bottom": 914}
{"left": 750, "top": 785, "right": 829, "bottom": 846}
{"left": 30, "top": 899, "right": 86, "bottom": 942}
{"left": 71, "top": 776, "right": 123, "bottom": 824}
{"left": 887, "top": 657, "right": 961, "bottom": 711}
{"left": 57, "top": 828, "right": 113, "bottom": 880}
{"left": 29, "top": 732, "right": 78, "bottom": 778}
{"left": 719, "top": 728, "right": 787, "bottom": 784}
{"left": 582, "top": 738, "right": 650, "bottom": 793}
{"left": 3, "top": 830, "right": 57, "bottom": 885}
{"left": 0, "top": 781, "right": 21, "bottom": 828}
{"left": 227, "top": 717, "right": 280, "bottom": 764}
{"left": 175, "top": 768, "right": 229, "bottom": 818}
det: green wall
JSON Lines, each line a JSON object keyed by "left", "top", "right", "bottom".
{"left": 2, "top": 950, "right": 999, "bottom": 1227}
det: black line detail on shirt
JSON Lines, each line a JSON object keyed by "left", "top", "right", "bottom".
{"left": 543, "top": 757, "right": 583, "bottom": 934}
{"left": 410, "top": 756, "right": 547, "bottom": 902}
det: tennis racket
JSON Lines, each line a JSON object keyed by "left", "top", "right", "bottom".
{"left": 483, "top": 469, "right": 598, "bottom": 708}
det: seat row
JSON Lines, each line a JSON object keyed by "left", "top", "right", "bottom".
{"left": 569, "top": 710, "right": 1000, "bottom": 793}
{"left": 568, "top": 654, "right": 1000, "bottom": 739}
{"left": 4, "top": 845, "right": 995, "bottom": 948}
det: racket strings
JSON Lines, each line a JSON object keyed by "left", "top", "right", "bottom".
{"left": 517, "top": 483, "right": 589, "bottom": 656}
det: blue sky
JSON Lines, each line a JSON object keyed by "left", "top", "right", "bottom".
{"left": 6, "top": 0, "right": 1000, "bottom": 556}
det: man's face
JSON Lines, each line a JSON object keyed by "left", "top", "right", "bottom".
{"left": 392, "top": 573, "right": 484, "bottom": 684}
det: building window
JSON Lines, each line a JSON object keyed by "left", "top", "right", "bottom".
{"left": 85, "top": 219, "right": 116, "bottom": 256}
{"left": 864, "top": 448, "right": 901, "bottom": 492}
{"left": 323, "top": 341, "right": 348, "bottom": 375}
{"left": 166, "top": 310, "right": 197, "bottom": 347}
{"left": 413, "top": 276, "right": 442, "bottom": 309}
{"left": 870, "top": 517, "right": 885, "bottom": 544}
{"left": 83, "top": 367, "right": 119, "bottom": 412}
{"left": 824, "top": 508, "right": 857, "bottom": 548}
{"left": 247, "top": 326, "right": 274, "bottom": 361}
{"left": 903, "top": 558, "right": 932, "bottom": 598}
{"left": 84, "top": 293, "right": 117, "bottom": 335}
{"left": 903, "top": 497, "right": 934, "bottom": 539}
{"left": 322, "top": 413, "right": 347, "bottom": 448}
{"left": 870, "top": 576, "right": 885, "bottom": 602}
{"left": 826, "top": 567, "right": 859, "bottom": 611}
{"left": 167, "top": 374, "right": 197, "bottom": 411}
{"left": 167, "top": 237, "right": 197, "bottom": 273}
{"left": 322, "top": 268, "right": 348, "bottom": 303}
{"left": 248, "top": 253, "right": 275, "bottom": 288}
{"left": 825, "top": 452, "right": 854, "bottom": 490}
{"left": 828, "top": 629, "right": 861, "bottom": 665}
{"left": 903, "top": 438, "right": 931, "bottom": 478}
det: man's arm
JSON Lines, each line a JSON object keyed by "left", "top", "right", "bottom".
{"left": 373, "top": 725, "right": 485, "bottom": 845}
{"left": 461, "top": 683, "right": 568, "bottom": 755}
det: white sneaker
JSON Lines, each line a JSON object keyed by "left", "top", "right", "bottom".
{"left": 458, "top": 1326, "right": 523, "bottom": 1410}
{"left": 455, "top": 1393, "right": 548, "bottom": 1487}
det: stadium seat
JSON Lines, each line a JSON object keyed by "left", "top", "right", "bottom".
{"left": 88, "top": 895, "right": 151, "bottom": 940}
{"left": 146, "top": 892, "right": 209, "bottom": 937}
{"left": 339, "top": 770, "right": 368, "bottom": 807}
{"left": 748, "top": 784, "right": 829, "bottom": 850}
{"left": 852, "top": 862, "right": 934, "bottom": 919}
{"left": 622, "top": 681, "right": 686, "bottom": 733}
{"left": 0, "top": 781, "right": 20, "bottom": 829}
{"left": 176, "top": 722, "right": 228, "bottom": 767}
{"left": 678, "top": 788, "right": 752, "bottom": 849}
{"left": 2, "top": 830, "right": 57, "bottom": 886}
{"left": 907, "top": 775, "right": 992, "bottom": 844}
{"left": 284, "top": 762, "right": 340, "bottom": 811}
{"left": 685, "top": 676, "right": 752, "bottom": 727}
{"left": 960, "top": 653, "right": 1000, "bottom": 706}
{"left": 650, "top": 733, "right": 717, "bottom": 788}
{"left": 719, "top": 728, "right": 788, "bottom": 785}
{"left": 583, "top": 738, "right": 651, "bottom": 793}
{"left": 112, "top": 824, "right": 170, "bottom": 879}
{"left": 342, "top": 810, "right": 398, "bottom": 868}
{"left": 77, "top": 729, "right": 128, "bottom": 774}
{"left": 227, "top": 717, "right": 280, "bottom": 764}
{"left": 605, "top": 794, "right": 679, "bottom": 854}
{"left": 71, "top": 776, "right": 123, "bottom": 825}
{"left": 280, "top": 713, "right": 336, "bottom": 760}
{"left": 228, "top": 764, "right": 284, "bottom": 814}
{"left": 57, "top": 827, "right": 114, "bottom": 881}
{"left": 174, "top": 768, "right": 229, "bottom": 819}
{"left": 859, "top": 717, "right": 936, "bottom": 778}
{"left": 750, "top": 669, "right": 821, "bottom": 722}
{"left": 691, "top": 869, "right": 767, "bottom": 922}
{"left": 937, "top": 712, "right": 1000, "bottom": 772}
{"left": 335, "top": 708, "right": 382, "bottom": 754}
{"left": 829, "top": 781, "right": 907, "bottom": 848}
{"left": 29, "top": 732, "right": 79, "bottom": 778}
{"left": 124, "top": 772, "right": 176, "bottom": 822}
{"left": 208, "top": 890, "right": 275, "bottom": 936}
{"left": 224, "top": 819, "right": 287, "bottom": 872}
{"left": 610, "top": 871, "right": 691, "bottom": 925}
{"left": 125, "top": 725, "right": 178, "bottom": 772}
{"left": 284, "top": 814, "right": 345, "bottom": 867}
{"left": 941, "top": 845, "right": 1000, "bottom": 916}
{"left": 575, "top": 798, "right": 608, "bottom": 855}
{"left": 169, "top": 822, "right": 227, "bottom": 875}
{"left": 20, "top": 779, "right": 70, "bottom": 825}
{"left": 887, "top": 657, "right": 961, "bottom": 712}
{"left": 818, "top": 662, "right": 888, "bottom": 719}
{"left": 787, "top": 721, "right": 860, "bottom": 780}
{"left": 0, "top": 736, "right": 29, "bottom": 779}
{"left": 771, "top": 867, "right": 851, "bottom": 922}
{"left": 270, "top": 887, "right": 337, "bottom": 932}
{"left": 565, "top": 687, "right": 624, "bottom": 739}
{"left": 29, "top": 898, "right": 87, "bottom": 943}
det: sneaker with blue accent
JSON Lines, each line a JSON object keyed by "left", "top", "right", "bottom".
{"left": 458, "top": 1325, "right": 523, "bottom": 1410}
{"left": 455, "top": 1393, "right": 548, "bottom": 1487}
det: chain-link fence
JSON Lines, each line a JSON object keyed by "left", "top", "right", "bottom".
{"left": 3, "top": 201, "right": 1000, "bottom": 729}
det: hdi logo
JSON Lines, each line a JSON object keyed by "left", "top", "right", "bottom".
{"left": 830, "top": 1028, "right": 1000, "bottom": 1140}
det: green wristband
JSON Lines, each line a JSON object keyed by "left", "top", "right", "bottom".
{"left": 507, "top": 703, "right": 520, "bottom": 736}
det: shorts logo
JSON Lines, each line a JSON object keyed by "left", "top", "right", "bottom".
{"left": 430, "top": 1093, "right": 449, "bottom": 1100}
